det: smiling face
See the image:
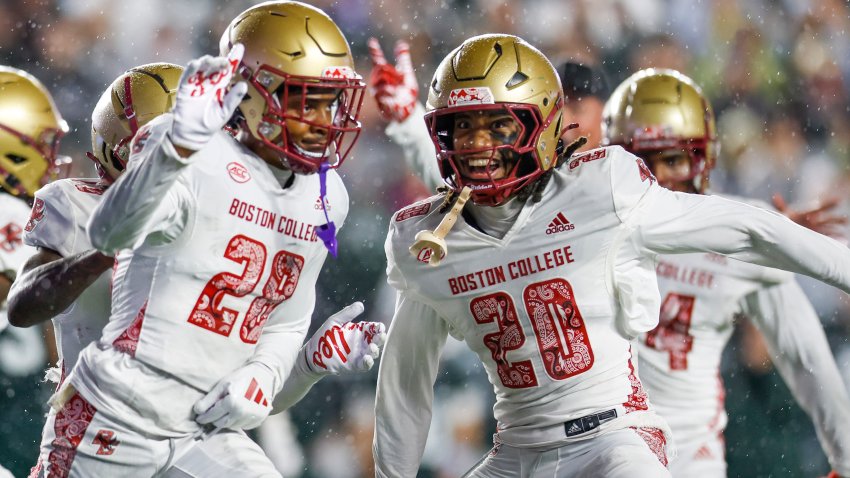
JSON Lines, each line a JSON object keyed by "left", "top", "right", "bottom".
{"left": 283, "top": 88, "right": 341, "bottom": 159}
{"left": 451, "top": 108, "right": 522, "bottom": 182}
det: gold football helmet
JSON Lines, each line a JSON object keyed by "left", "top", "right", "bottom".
{"left": 220, "top": 1, "right": 366, "bottom": 174}
{"left": 88, "top": 62, "right": 183, "bottom": 182}
{"left": 425, "top": 34, "right": 563, "bottom": 206}
{"left": 603, "top": 68, "right": 717, "bottom": 193}
{"left": 0, "top": 66, "right": 68, "bottom": 197}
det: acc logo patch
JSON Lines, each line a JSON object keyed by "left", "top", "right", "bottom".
{"left": 396, "top": 203, "right": 431, "bottom": 222}
{"left": 448, "top": 87, "right": 494, "bottom": 107}
{"left": 416, "top": 247, "right": 444, "bottom": 264}
{"left": 25, "top": 198, "right": 45, "bottom": 232}
{"left": 227, "top": 162, "right": 251, "bottom": 183}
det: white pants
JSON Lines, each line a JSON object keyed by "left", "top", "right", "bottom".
{"left": 669, "top": 432, "right": 725, "bottom": 478}
{"left": 465, "top": 427, "right": 671, "bottom": 478}
{"left": 30, "top": 391, "right": 280, "bottom": 478}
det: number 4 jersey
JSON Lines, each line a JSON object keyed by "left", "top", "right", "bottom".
{"left": 639, "top": 198, "right": 850, "bottom": 473}
{"left": 376, "top": 145, "right": 850, "bottom": 474}
{"left": 69, "top": 114, "right": 347, "bottom": 435}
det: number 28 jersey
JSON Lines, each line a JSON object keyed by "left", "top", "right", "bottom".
{"left": 72, "top": 115, "right": 347, "bottom": 432}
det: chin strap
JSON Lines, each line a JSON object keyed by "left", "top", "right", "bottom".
{"left": 316, "top": 162, "right": 338, "bottom": 258}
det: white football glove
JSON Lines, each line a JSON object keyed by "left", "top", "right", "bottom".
{"left": 171, "top": 43, "right": 248, "bottom": 151}
{"left": 367, "top": 38, "right": 419, "bottom": 123}
{"left": 305, "top": 302, "right": 387, "bottom": 375}
{"left": 193, "top": 361, "right": 274, "bottom": 431}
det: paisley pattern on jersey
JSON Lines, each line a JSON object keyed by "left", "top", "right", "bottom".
{"left": 189, "top": 235, "right": 267, "bottom": 336}
{"left": 240, "top": 250, "right": 304, "bottom": 344}
{"left": 471, "top": 293, "right": 537, "bottom": 388}
{"left": 47, "top": 393, "right": 97, "bottom": 478}
{"left": 623, "top": 357, "right": 649, "bottom": 413}
{"left": 632, "top": 426, "right": 668, "bottom": 467}
{"left": 524, "top": 279, "right": 593, "bottom": 380}
{"left": 112, "top": 302, "right": 147, "bottom": 357}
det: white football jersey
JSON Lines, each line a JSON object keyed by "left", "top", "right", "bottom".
{"left": 640, "top": 215, "right": 850, "bottom": 473}
{"left": 70, "top": 114, "right": 347, "bottom": 434}
{"left": 375, "top": 145, "right": 850, "bottom": 475}
{"left": 638, "top": 249, "right": 787, "bottom": 441}
{"left": 0, "top": 193, "right": 36, "bottom": 331}
{"left": 22, "top": 178, "right": 112, "bottom": 376}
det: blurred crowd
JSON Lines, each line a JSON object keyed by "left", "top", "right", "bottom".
{"left": 1, "top": 0, "right": 849, "bottom": 476}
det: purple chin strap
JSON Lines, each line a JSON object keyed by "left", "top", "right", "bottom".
{"left": 316, "top": 162, "right": 338, "bottom": 258}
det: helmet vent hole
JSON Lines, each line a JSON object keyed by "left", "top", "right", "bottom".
{"left": 505, "top": 71, "right": 529, "bottom": 88}
{"left": 5, "top": 153, "right": 26, "bottom": 165}
{"left": 494, "top": 43, "right": 502, "bottom": 55}
{"left": 542, "top": 97, "right": 549, "bottom": 106}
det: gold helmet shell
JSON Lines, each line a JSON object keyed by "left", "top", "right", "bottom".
{"left": 88, "top": 63, "right": 182, "bottom": 182}
{"left": 219, "top": 1, "right": 366, "bottom": 173}
{"left": 0, "top": 66, "right": 68, "bottom": 197}
{"left": 424, "top": 34, "right": 563, "bottom": 205}
{"left": 603, "top": 68, "right": 717, "bottom": 192}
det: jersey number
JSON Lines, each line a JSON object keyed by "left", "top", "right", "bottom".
{"left": 644, "top": 292, "right": 695, "bottom": 370}
{"left": 470, "top": 278, "right": 594, "bottom": 389}
{"left": 187, "top": 234, "right": 304, "bottom": 344}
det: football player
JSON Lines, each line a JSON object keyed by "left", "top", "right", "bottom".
{"left": 602, "top": 69, "right": 850, "bottom": 478}
{"left": 14, "top": 61, "right": 384, "bottom": 478}
{"left": 0, "top": 66, "right": 68, "bottom": 477}
{"left": 372, "top": 34, "right": 850, "bottom": 477}
{"left": 36, "top": 2, "right": 383, "bottom": 476}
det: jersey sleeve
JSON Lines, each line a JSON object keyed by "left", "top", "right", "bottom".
{"left": 385, "top": 102, "right": 443, "bottom": 192}
{"left": 630, "top": 189, "right": 850, "bottom": 295}
{"left": 743, "top": 280, "right": 850, "bottom": 475}
{"left": 373, "top": 293, "right": 450, "bottom": 477}
{"left": 384, "top": 220, "right": 409, "bottom": 293}
{"left": 608, "top": 146, "right": 660, "bottom": 225}
{"left": 87, "top": 113, "right": 195, "bottom": 253}
{"left": 23, "top": 184, "right": 78, "bottom": 257}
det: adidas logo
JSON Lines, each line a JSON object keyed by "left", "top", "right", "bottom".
{"left": 244, "top": 378, "right": 269, "bottom": 407}
{"left": 567, "top": 421, "right": 583, "bottom": 435}
{"left": 546, "top": 212, "right": 575, "bottom": 235}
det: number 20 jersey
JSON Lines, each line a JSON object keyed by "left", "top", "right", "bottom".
{"left": 385, "top": 146, "right": 667, "bottom": 440}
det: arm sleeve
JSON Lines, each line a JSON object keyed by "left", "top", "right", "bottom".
{"left": 373, "top": 294, "right": 449, "bottom": 478}
{"left": 269, "top": 346, "right": 322, "bottom": 414}
{"left": 743, "top": 280, "right": 850, "bottom": 476}
{"left": 24, "top": 186, "right": 76, "bottom": 257}
{"left": 87, "top": 115, "right": 194, "bottom": 253}
{"left": 631, "top": 189, "right": 850, "bottom": 294}
{"left": 384, "top": 102, "right": 443, "bottom": 191}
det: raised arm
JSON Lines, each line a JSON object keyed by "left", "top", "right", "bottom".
{"left": 88, "top": 47, "right": 247, "bottom": 253}
{"left": 743, "top": 280, "right": 850, "bottom": 477}
{"left": 374, "top": 294, "right": 449, "bottom": 477}
{"left": 367, "top": 38, "right": 443, "bottom": 191}
{"left": 633, "top": 190, "right": 850, "bottom": 294}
